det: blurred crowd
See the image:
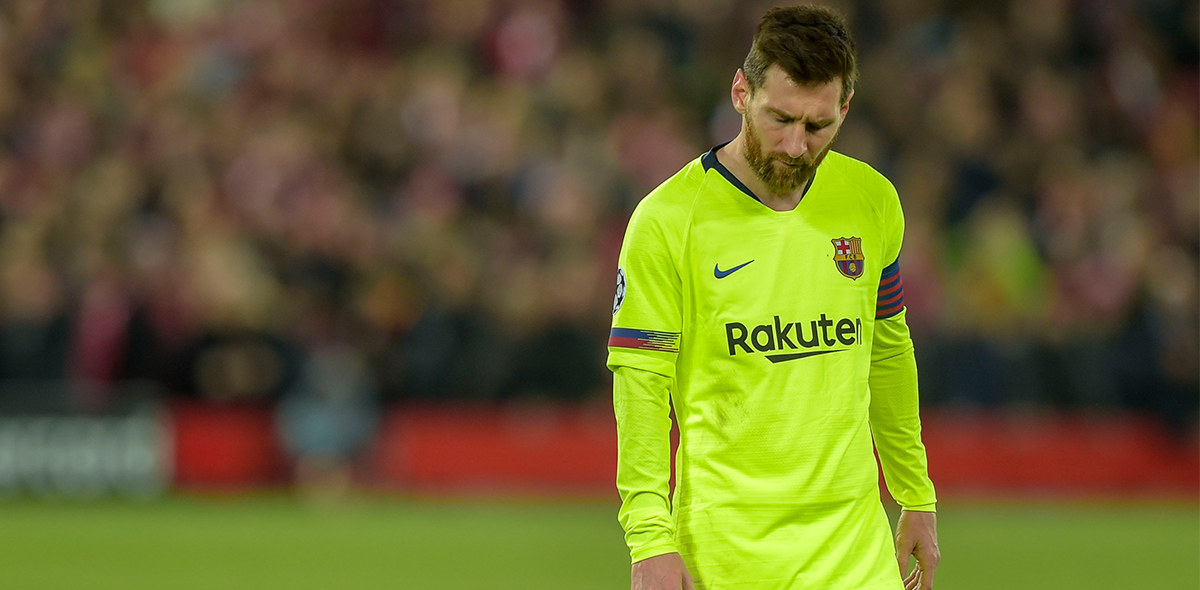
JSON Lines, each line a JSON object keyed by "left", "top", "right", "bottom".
{"left": 0, "top": 0, "right": 1194, "bottom": 430}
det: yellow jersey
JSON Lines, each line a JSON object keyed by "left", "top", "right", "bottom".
{"left": 608, "top": 145, "right": 936, "bottom": 590}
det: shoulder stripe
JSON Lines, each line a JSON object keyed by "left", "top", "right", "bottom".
{"left": 878, "top": 278, "right": 903, "bottom": 298}
{"left": 609, "top": 328, "right": 681, "bottom": 353}
{"left": 876, "top": 259, "right": 905, "bottom": 319}
{"left": 881, "top": 258, "right": 901, "bottom": 279}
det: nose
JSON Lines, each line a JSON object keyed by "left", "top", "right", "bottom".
{"left": 783, "top": 128, "right": 808, "bottom": 160}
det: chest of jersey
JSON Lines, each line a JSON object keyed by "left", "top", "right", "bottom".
{"left": 676, "top": 181, "right": 887, "bottom": 369}
{"left": 686, "top": 192, "right": 882, "bottom": 311}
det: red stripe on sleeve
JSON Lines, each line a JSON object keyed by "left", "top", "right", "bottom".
{"left": 878, "top": 277, "right": 903, "bottom": 299}
{"left": 877, "top": 290, "right": 903, "bottom": 308}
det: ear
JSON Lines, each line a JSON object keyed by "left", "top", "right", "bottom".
{"left": 839, "top": 89, "right": 854, "bottom": 120}
{"left": 732, "top": 69, "right": 751, "bottom": 115}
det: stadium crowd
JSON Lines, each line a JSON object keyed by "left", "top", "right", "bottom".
{"left": 0, "top": 0, "right": 1194, "bottom": 432}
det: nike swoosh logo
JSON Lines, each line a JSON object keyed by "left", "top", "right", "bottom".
{"left": 714, "top": 260, "right": 754, "bottom": 279}
{"left": 765, "top": 349, "right": 845, "bottom": 363}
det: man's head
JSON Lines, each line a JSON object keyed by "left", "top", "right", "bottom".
{"left": 732, "top": 5, "right": 858, "bottom": 194}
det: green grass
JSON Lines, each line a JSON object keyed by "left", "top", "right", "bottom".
{"left": 0, "top": 496, "right": 1194, "bottom": 589}
{"left": 934, "top": 503, "right": 1198, "bottom": 590}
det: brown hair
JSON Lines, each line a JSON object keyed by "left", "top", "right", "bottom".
{"left": 743, "top": 5, "right": 858, "bottom": 104}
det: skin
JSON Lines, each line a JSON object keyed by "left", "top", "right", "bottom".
{"left": 631, "top": 65, "right": 942, "bottom": 590}
{"left": 631, "top": 552, "right": 693, "bottom": 590}
{"left": 897, "top": 510, "right": 940, "bottom": 590}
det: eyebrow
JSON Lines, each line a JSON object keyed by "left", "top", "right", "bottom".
{"left": 765, "top": 107, "right": 834, "bottom": 126}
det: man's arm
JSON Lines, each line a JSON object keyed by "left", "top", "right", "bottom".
{"left": 608, "top": 182, "right": 692, "bottom": 587}
{"left": 869, "top": 181, "right": 935, "bottom": 511}
{"left": 614, "top": 366, "right": 695, "bottom": 590}
{"left": 868, "top": 305, "right": 936, "bottom": 511}
{"left": 613, "top": 365, "right": 677, "bottom": 562}
{"left": 869, "top": 291, "right": 939, "bottom": 589}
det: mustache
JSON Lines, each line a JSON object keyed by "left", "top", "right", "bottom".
{"left": 771, "top": 154, "right": 813, "bottom": 167}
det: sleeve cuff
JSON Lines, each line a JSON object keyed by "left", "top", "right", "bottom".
{"left": 900, "top": 503, "right": 937, "bottom": 512}
{"left": 630, "top": 542, "right": 679, "bottom": 564}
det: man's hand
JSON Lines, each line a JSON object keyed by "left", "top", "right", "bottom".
{"left": 631, "top": 552, "right": 695, "bottom": 590}
{"left": 895, "top": 509, "right": 939, "bottom": 590}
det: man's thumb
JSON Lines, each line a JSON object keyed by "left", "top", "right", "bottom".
{"left": 896, "top": 538, "right": 913, "bottom": 576}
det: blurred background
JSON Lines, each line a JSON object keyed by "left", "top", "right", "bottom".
{"left": 0, "top": 0, "right": 1194, "bottom": 588}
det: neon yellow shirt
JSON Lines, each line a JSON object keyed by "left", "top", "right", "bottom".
{"left": 608, "top": 146, "right": 936, "bottom": 590}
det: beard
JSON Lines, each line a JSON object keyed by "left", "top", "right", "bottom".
{"left": 744, "top": 116, "right": 839, "bottom": 194}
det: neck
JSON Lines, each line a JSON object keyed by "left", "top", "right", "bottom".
{"left": 717, "top": 133, "right": 812, "bottom": 212}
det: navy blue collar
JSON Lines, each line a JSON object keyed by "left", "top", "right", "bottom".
{"left": 701, "top": 142, "right": 816, "bottom": 206}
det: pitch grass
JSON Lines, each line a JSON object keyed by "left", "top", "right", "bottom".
{"left": 0, "top": 496, "right": 1195, "bottom": 589}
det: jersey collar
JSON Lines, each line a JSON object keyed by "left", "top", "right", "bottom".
{"left": 701, "top": 142, "right": 816, "bottom": 207}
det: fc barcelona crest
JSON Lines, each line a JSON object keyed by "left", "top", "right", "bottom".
{"left": 832, "top": 237, "right": 865, "bottom": 280}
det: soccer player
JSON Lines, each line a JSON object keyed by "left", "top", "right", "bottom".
{"left": 608, "top": 6, "right": 939, "bottom": 590}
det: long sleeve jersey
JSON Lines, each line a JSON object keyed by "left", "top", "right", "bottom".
{"left": 608, "top": 146, "right": 936, "bottom": 590}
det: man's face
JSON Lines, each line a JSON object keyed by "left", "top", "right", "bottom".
{"left": 734, "top": 64, "right": 851, "bottom": 193}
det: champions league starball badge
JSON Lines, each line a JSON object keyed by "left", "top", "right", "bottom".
{"left": 832, "top": 237, "right": 865, "bottom": 280}
{"left": 613, "top": 268, "right": 626, "bottom": 314}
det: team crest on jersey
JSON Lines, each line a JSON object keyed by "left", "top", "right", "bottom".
{"left": 832, "top": 237, "right": 865, "bottom": 280}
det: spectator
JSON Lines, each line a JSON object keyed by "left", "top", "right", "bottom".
{"left": 0, "top": 0, "right": 1190, "bottom": 430}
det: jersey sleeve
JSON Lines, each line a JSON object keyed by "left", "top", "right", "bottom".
{"left": 878, "top": 178, "right": 904, "bottom": 279}
{"left": 607, "top": 198, "right": 684, "bottom": 379}
{"left": 607, "top": 195, "right": 685, "bottom": 561}
{"left": 869, "top": 181, "right": 937, "bottom": 511}
{"left": 613, "top": 366, "right": 678, "bottom": 562}
{"left": 608, "top": 192, "right": 687, "bottom": 562}
{"left": 876, "top": 180, "right": 905, "bottom": 320}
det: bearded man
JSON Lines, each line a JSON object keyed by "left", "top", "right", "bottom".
{"left": 608, "top": 6, "right": 940, "bottom": 590}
